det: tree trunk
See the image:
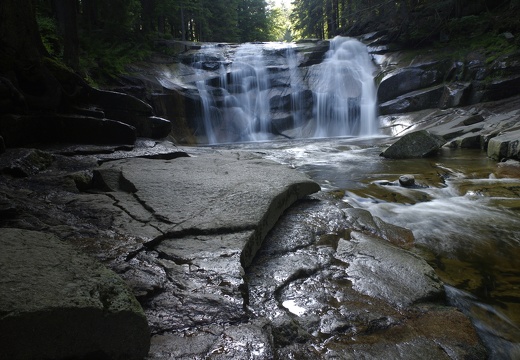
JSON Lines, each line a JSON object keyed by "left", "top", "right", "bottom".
{"left": 53, "top": 0, "right": 80, "bottom": 71}
{"left": 181, "top": 6, "right": 186, "bottom": 41}
{"left": 82, "top": 0, "right": 99, "bottom": 32}
{"left": 0, "top": 0, "right": 45, "bottom": 70}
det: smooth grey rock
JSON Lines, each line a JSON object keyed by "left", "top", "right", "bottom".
{"left": 487, "top": 129, "right": 520, "bottom": 160}
{"left": 482, "top": 75, "right": 520, "bottom": 102}
{"left": 381, "top": 130, "right": 447, "bottom": 159}
{"left": 439, "top": 82, "right": 472, "bottom": 108}
{"left": 0, "top": 228, "right": 150, "bottom": 360}
{"left": 94, "top": 153, "right": 320, "bottom": 267}
{"left": 379, "top": 85, "right": 446, "bottom": 115}
{"left": 399, "top": 174, "right": 416, "bottom": 187}
{"left": 335, "top": 232, "right": 444, "bottom": 307}
{"left": 377, "top": 61, "right": 451, "bottom": 103}
{"left": 448, "top": 133, "right": 482, "bottom": 149}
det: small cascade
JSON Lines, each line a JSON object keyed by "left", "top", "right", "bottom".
{"left": 311, "top": 37, "right": 378, "bottom": 137}
{"left": 228, "top": 44, "right": 272, "bottom": 141}
{"left": 192, "top": 37, "right": 378, "bottom": 144}
{"left": 286, "top": 46, "right": 306, "bottom": 131}
{"left": 193, "top": 44, "right": 226, "bottom": 144}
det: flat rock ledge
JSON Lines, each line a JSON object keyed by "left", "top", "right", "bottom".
{"left": 0, "top": 228, "right": 150, "bottom": 360}
{"left": 93, "top": 152, "right": 321, "bottom": 268}
{"left": 90, "top": 152, "right": 321, "bottom": 334}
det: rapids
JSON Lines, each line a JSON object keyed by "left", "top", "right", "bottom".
{"left": 216, "top": 137, "right": 520, "bottom": 358}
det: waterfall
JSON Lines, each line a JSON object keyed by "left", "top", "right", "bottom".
{"left": 311, "top": 37, "right": 378, "bottom": 137}
{"left": 228, "top": 44, "right": 272, "bottom": 141}
{"left": 193, "top": 38, "right": 378, "bottom": 144}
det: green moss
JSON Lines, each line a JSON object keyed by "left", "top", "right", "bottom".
{"left": 79, "top": 37, "right": 152, "bottom": 86}
{"left": 36, "top": 10, "right": 62, "bottom": 58}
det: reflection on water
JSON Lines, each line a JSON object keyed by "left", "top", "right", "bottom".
{"left": 217, "top": 136, "right": 520, "bottom": 357}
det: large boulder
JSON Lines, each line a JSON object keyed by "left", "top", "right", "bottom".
{"left": 93, "top": 154, "right": 321, "bottom": 268}
{"left": 0, "top": 228, "right": 150, "bottom": 360}
{"left": 381, "top": 130, "right": 447, "bottom": 159}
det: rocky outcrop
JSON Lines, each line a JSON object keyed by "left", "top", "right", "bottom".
{"left": 0, "top": 60, "right": 172, "bottom": 150}
{"left": 377, "top": 60, "right": 452, "bottom": 103}
{"left": 83, "top": 89, "right": 172, "bottom": 139}
{"left": 375, "top": 48, "right": 520, "bottom": 115}
{"left": 0, "top": 141, "right": 489, "bottom": 359}
{"left": 0, "top": 228, "right": 150, "bottom": 360}
{"left": 379, "top": 94, "right": 520, "bottom": 161}
{"left": 336, "top": 232, "right": 443, "bottom": 307}
{"left": 381, "top": 130, "right": 447, "bottom": 159}
{"left": 487, "top": 129, "right": 520, "bottom": 160}
{"left": 0, "top": 114, "right": 137, "bottom": 147}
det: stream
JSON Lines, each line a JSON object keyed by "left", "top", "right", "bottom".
{"left": 213, "top": 136, "right": 520, "bottom": 359}
{"left": 159, "top": 36, "right": 520, "bottom": 357}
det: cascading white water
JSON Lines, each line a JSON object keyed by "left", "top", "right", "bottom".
{"left": 194, "top": 37, "right": 378, "bottom": 144}
{"left": 286, "top": 46, "right": 306, "bottom": 131}
{"left": 311, "top": 37, "right": 378, "bottom": 138}
{"left": 228, "top": 44, "right": 272, "bottom": 141}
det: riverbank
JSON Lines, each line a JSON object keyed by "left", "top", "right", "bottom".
{"left": 3, "top": 94, "right": 519, "bottom": 357}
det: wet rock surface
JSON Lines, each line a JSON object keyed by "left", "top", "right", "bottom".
{"left": 0, "top": 138, "right": 487, "bottom": 359}
{"left": 245, "top": 197, "right": 485, "bottom": 359}
{"left": 0, "top": 141, "right": 322, "bottom": 359}
{"left": 0, "top": 228, "right": 150, "bottom": 360}
{"left": 381, "top": 130, "right": 447, "bottom": 159}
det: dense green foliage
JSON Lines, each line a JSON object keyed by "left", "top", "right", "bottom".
{"left": 33, "top": 0, "right": 519, "bottom": 84}
{"left": 35, "top": 0, "right": 280, "bottom": 83}
{"left": 290, "top": 0, "right": 520, "bottom": 44}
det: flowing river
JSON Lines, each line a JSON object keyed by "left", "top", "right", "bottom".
{"left": 168, "top": 37, "right": 520, "bottom": 357}
{"left": 209, "top": 136, "right": 520, "bottom": 359}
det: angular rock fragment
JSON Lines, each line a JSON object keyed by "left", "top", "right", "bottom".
{"left": 381, "top": 130, "right": 447, "bottom": 159}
